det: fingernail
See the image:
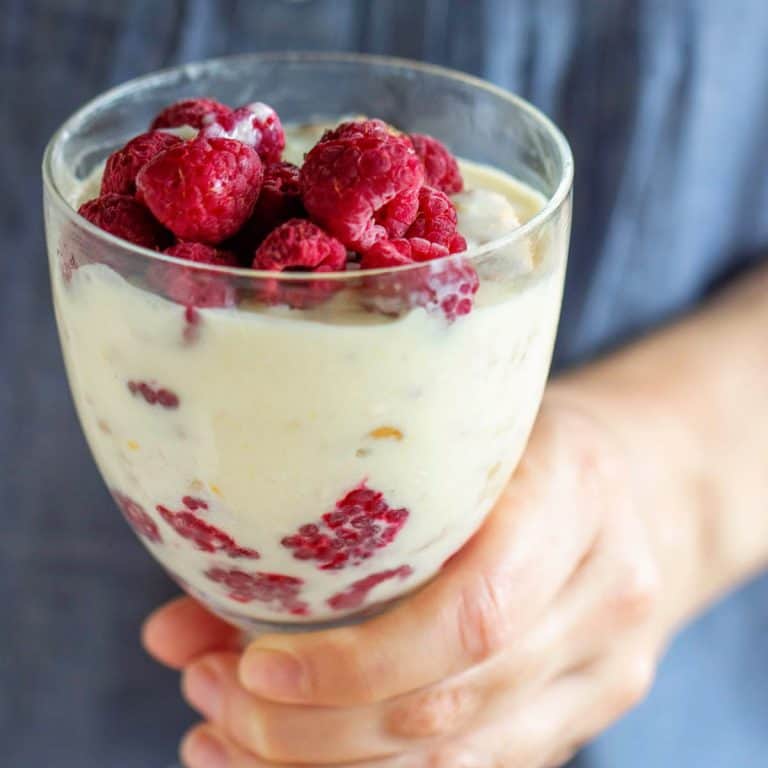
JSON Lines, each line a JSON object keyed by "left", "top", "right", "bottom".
{"left": 240, "top": 648, "right": 305, "bottom": 699}
{"left": 182, "top": 730, "right": 228, "bottom": 768}
{"left": 183, "top": 664, "right": 222, "bottom": 720}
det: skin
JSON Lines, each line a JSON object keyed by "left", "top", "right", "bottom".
{"left": 144, "top": 265, "right": 768, "bottom": 767}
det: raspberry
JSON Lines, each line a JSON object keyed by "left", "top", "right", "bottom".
{"left": 113, "top": 491, "right": 162, "bottom": 544}
{"left": 165, "top": 242, "right": 238, "bottom": 267}
{"left": 150, "top": 97, "right": 232, "bottom": 131}
{"left": 234, "top": 162, "right": 304, "bottom": 249}
{"left": 319, "top": 118, "right": 394, "bottom": 143}
{"left": 148, "top": 242, "right": 238, "bottom": 309}
{"left": 136, "top": 137, "right": 263, "bottom": 244}
{"left": 281, "top": 482, "right": 409, "bottom": 571}
{"left": 410, "top": 133, "right": 463, "bottom": 195}
{"left": 127, "top": 380, "right": 180, "bottom": 409}
{"left": 406, "top": 186, "right": 461, "bottom": 249}
{"left": 320, "top": 122, "right": 419, "bottom": 239}
{"left": 205, "top": 568, "right": 308, "bottom": 615}
{"left": 253, "top": 218, "right": 346, "bottom": 271}
{"left": 360, "top": 238, "right": 418, "bottom": 269}
{"left": 375, "top": 186, "right": 420, "bottom": 238}
{"left": 202, "top": 102, "right": 285, "bottom": 164}
{"left": 101, "top": 131, "right": 183, "bottom": 196}
{"left": 78, "top": 194, "right": 170, "bottom": 250}
{"left": 157, "top": 499, "right": 260, "bottom": 558}
{"left": 360, "top": 254, "right": 479, "bottom": 323}
{"left": 301, "top": 120, "right": 424, "bottom": 250}
{"left": 252, "top": 219, "right": 347, "bottom": 310}
{"left": 328, "top": 565, "right": 413, "bottom": 611}
{"left": 419, "top": 258, "right": 479, "bottom": 321}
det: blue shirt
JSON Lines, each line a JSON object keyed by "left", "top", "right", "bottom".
{"left": 3, "top": 1, "right": 767, "bottom": 765}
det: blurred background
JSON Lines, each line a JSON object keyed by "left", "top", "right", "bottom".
{"left": 3, "top": 1, "right": 768, "bottom": 766}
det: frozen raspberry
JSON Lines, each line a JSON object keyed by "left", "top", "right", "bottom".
{"left": 202, "top": 102, "right": 285, "bottom": 164}
{"left": 375, "top": 186, "right": 420, "bottom": 238}
{"left": 113, "top": 491, "right": 162, "bottom": 544}
{"left": 328, "top": 565, "right": 413, "bottom": 611}
{"left": 301, "top": 120, "right": 424, "bottom": 250}
{"left": 319, "top": 118, "right": 394, "bottom": 143}
{"left": 418, "top": 258, "right": 479, "bottom": 321}
{"left": 157, "top": 501, "right": 260, "bottom": 559}
{"left": 127, "top": 380, "right": 180, "bottom": 409}
{"left": 165, "top": 242, "right": 238, "bottom": 267}
{"left": 253, "top": 218, "right": 346, "bottom": 271}
{"left": 360, "top": 253, "right": 479, "bottom": 323}
{"left": 406, "top": 186, "right": 462, "bottom": 249}
{"left": 234, "top": 162, "right": 304, "bottom": 250}
{"left": 410, "top": 133, "right": 463, "bottom": 195}
{"left": 360, "top": 238, "right": 418, "bottom": 270}
{"left": 281, "top": 482, "right": 409, "bottom": 571}
{"left": 101, "top": 131, "right": 183, "bottom": 196}
{"left": 150, "top": 97, "right": 232, "bottom": 131}
{"left": 78, "top": 194, "right": 170, "bottom": 250}
{"left": 205, "top": 568, "right": 308, "bottom": 615}
{"left": 363, "top": 237, "right": 449, "bottom": 268}
{"left": 136, "top": 137, "right": 263, "bottom": 244}
{"left": 252, "top": 219, "right": 347, "bottom": 310}
{"left": 148, "top": 242, "right": 238, "bottom": 309}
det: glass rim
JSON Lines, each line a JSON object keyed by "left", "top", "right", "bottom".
{"left": 42, "top": 51, "right": 574, "bottom": 282}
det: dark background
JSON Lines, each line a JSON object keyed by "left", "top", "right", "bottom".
{"left": 3, "top": 1, "right": 768, "bottom": 766}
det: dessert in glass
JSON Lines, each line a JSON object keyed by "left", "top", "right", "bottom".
{"left": 43, "top": 53, "right": 573, "bottom": 633}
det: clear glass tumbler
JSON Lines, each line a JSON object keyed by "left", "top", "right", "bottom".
{"left": 43, "top": 53, "right": 573, "bottom": 633}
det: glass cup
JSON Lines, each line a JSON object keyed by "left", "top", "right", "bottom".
{"left": 43, "top": 53, "right": 573, "bottom": 633}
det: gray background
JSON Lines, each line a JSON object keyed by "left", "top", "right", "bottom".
{"left": 3, "top": 1, "right": 768, "bottom": 766}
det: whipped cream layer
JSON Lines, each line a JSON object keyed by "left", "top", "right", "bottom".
{"left": 49, "top": 133, "right": 566, "bottom": 628}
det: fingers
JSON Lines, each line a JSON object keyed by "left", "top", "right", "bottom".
{"left": 180, "top": 722, "right": 418, "bottom": 768}
{"left": 238, "top": 419, "right": 603, "bottom": 707}
{"left": 182, "top": 652, "right": 398, "bottom": 764}
{"left": 531, "top": 500, "right": 661, "bottom": 664}
{"left": 143, "top": 597, "right": 242, "bottom": 670}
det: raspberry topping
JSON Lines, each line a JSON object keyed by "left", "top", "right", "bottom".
{"left": 359, "top": 238, "right": 415, "bottom": 269}
{"left": 237, "top": 161, "right": 304, "bottom": 247}
{"left": 319, "top": 118, "right": 394, "bottom": 143}
{"left": 410, "top": 133, "right": 464, "bottom": 195}
{"left": 165, "top": 242, "right": 238, "bottom": 267}
{"left": 360, "top": 254, "right": 479, "bottom": 323}
{"left": 78, "top": 194, "right": 170, "bottom": 250}
{"left": 149, "top": 242, "right": 238, "bottom": 309}
{"left": 375, "top": 186, "right": 420, "bottom": 238}
{"left": 127, "top": 380, "right": 180, "bottom": 409}
{"left": 150, "top": 98, "right": 232, "bottom": 131}
{"left": 136, "top": 137, "right": 263, "bottom": 244}
{"left": 101, "top": 131, "right": 183, "bottom": 196}
{"left": 328, "top": 565, "right": 413, "bottom": 611}
{"left": 281, "top": 482, "right": 409, "bottom": 571}
{"left": 406, "top": 186, "right": 462, "bottom": 250}
{"left": 205, "top": 568, "right": 308, "bottom": 615}
{"left": 202, "top": 102, "right": 285, "bottom": 164}
{"left": 419, "top": 258, "right": 479, "bottom": 321}
{"left": 301, "top": 119, "right": 424, "bottom": 250}
{"left": 157, "top": 499, "right": 259, "bottom": 558}
{"left": 252, "top": 219, "right": 346, "bottom": 272}
{"left": 252, "top": 219, "right": 347, "bottom": 309}
{"left": 113, "top": 491, "right": 162, "bottom": 544}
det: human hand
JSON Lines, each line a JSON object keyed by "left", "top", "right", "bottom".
{"left": 145, "top": 392, "right": 687, "bottom": 767}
